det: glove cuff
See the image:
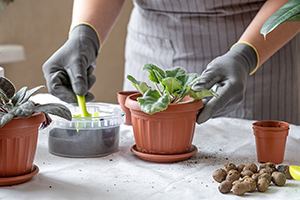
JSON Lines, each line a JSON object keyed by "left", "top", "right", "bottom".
{"left": 231, "top": 42, "right": 259, "bottom": 75}
{"left": 69, "top": 22, "right": 101, "bottom": 53}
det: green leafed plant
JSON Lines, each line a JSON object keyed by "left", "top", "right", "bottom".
{"left": 0, "top": 0, "right": 14, "bottom": 10}
{"left": 260, "top": 0, "right": 300, "bottom": 38}
{"left": 127, "top": 63, "right": 218, "bottom": 114}
{"left": 0, "top": 76, "right": 72, "bottom": 128}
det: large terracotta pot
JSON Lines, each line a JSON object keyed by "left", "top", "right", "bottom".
{"left": 253, "top": 120, "right": 289, "bottom": 164}
{"left": 0, "top": 113, "right": 45, "bottom": 177}
{"left": 125, "top": 93, "right": 203, "bottom": 155}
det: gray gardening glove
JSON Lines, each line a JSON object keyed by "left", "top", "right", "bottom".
{"left": 192, "top": 43, "right": 258, "bottom": 124}
{"left": 42, "top": 23, "right": 100, "bottom": 103}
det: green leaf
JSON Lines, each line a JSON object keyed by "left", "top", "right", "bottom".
{"left": 127, "top": 75, "right": 151, "bottom": 94}
{"left": 12, "top": 86, "right": 27, "bottom": 106}
{"left": 163, "top": 68, "right": 198, "bottom": 99}
{"left": 0, "top": 77, "right": 15, "bottom": 98}
{"left": 286, "top": 13, "right": 300, "bottom": 21}
{"left": 20, "top": 85, "right": 45, "bottom": 104}
{"left": 137, "top": 89, "right": 170, "bottom": 114}
{"left": 0, "top": 88, "right": 9, "bottom": 103}
{"left": 153, "top": 70, "right": 164, "bottom": 84}
{"left": 260, "top": 0, "right": 300, "bottom": 38}
{"left": 9, "top": 100, "right": 35, "bottom": 118}
{"left": 187, "top": 89, "right": 218, "bottom": 101}
{"left": 161, "top": 77, "right": 182, "bottom": 94}
{"left": 33, "top": 103, "right": 72, "bottom": 121}
{"left": 177, "top": 73, "right": 199, "bottom": 88}
{"left": 165, "top": 67, "right": 186, "bottom": 78}
{"left": 143, "top": 63, "right": 165, "bottom": 83}
{"left": 0, "top": 113, "right": 14, "bottom": 127}
{"left": 175, "top": 74, "right": 200, "bottom": 100}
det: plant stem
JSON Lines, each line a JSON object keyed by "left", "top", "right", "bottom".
{"left": 0, "top": 107, "right": 8, "bottom": 113}
{"left": 177, "top": 99, "right": 195, "bottom": 104}
{"left": 155, "top": 83, "right": 163, "bottom": 96}
{"left": 171, "top": 95, "right": 179, "bottom": 103}
{"left": 174, "top": 97, "right": 183, "bottom": 104}
{"left": 174, "top": 91, "right": 187, "bottom": 103}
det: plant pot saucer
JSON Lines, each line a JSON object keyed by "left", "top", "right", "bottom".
{"left": 0, "top": 165, "right": 39, "bottom": 186}
{"left": 130, "top": 144, "right": 198, "bottom": 163}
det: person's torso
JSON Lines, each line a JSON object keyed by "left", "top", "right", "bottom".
{"left": 133, "top": 0, "right": 265, "bottom": 15}
{"left": 123, "top": 0, "right": 300, "bottom": 124}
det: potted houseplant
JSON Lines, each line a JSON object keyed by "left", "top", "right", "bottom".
{"left": 0, "top": 0, "right": 13, "bottom": 10}
{"left": 260, "top": 0, "right": 300, "bottom": 37}
{"left": 125, "top": 63, "right": 217, "bottom": 163}
{"left": 0, "top": 76, "right": 72, "bottom": 186}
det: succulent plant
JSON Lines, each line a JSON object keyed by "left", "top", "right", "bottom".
{"left": 0, "top": 76, "right": 72, "bottom": 128}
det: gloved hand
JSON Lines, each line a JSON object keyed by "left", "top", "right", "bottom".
{"left": 192, "top": 42, "right": 259, "bottom": 124}
{"left": 42, "top": 23, "right": 100, "bottom": 103}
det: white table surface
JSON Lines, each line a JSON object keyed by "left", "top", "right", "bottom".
{"left": 1, "top": 94, "right": 300, "bottom": 200}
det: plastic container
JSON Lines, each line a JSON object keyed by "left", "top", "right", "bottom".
{"left": 47, "top": 103, "right": 125, "bottom": 158}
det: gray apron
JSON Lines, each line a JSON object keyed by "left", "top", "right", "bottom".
{"left": 123, "top": 0, "right": 300, "bottom": 125}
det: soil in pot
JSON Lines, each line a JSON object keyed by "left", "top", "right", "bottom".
{"left": 48, "top": 127, "right": 119, "bottom": 158}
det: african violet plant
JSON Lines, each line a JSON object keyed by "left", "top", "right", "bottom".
{"left": 127, "top": 63, "right": 217, "bottom": 114}
{"left": 0, "top": 76, "right": 72, "bottom": 127}
{"left": 260, "top": 0, "right": 300, "bottom": 38}
{"left": 0, "top": 0, "right": 14, "bottom": 10}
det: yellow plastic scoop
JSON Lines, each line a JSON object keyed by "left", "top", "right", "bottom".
{"left": 73, "top": 95, "right": 99, "bottom": 132}
{"left": 73, "top": 95, "right": 98, "bottom": 118}
{"left": 289, "top": 165, "right": 300, "bottom": 181}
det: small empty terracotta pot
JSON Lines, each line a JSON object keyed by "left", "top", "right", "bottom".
{"left": 117, "top": 91, "right": 139, "bottom": 125}
{"left": 253, "top": 120, "right": 289, "bottom": 164}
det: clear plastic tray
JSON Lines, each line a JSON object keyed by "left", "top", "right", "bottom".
{"left": 46, "top": 103, "right": 125, "bottom": 158}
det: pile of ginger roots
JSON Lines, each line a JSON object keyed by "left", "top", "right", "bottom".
{"left": 213, "top": 162, "right": 292, "bottom": 196}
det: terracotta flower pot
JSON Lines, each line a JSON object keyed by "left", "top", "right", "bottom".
{"left": 125, "top": 93, "right": 203, "bottom": 156}
{"left": 253, "top": 120, "right": 289, "bottom": 164}
{"left": 0, "top": 113, "right": 45, "bottom": 178}
{"left": 117, "top": 91, "right": 139, "bottom": 125}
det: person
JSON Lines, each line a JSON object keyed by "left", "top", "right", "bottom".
{"left": 43, "top": 0, "right": 300, "bottom": 125}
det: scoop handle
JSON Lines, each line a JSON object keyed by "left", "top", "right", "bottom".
{"left": 76, "top": 95, "right": 91, "bottom": 117}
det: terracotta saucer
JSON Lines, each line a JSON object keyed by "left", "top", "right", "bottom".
{"left": 0, "top": 165, "right": 39, "bottom": 186}
{"left": 131, "top": 144, "right": 198, "bottom": 163}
